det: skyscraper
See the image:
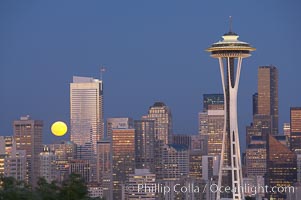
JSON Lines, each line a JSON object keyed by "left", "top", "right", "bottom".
{"left": 39, "top": 146, "right": 57, "bottom": 183}
{"left": 4, "top": 141, "right": 27, "bottom": 182}
{"left": 134, "top": 119, "right": 155, "bottom": 172}
{"left": 49, "top": 141, "right": 76, "bottom": 182}
{"left": 206, "top": 27, "right": 255, "bottom": 200}
{"left": 252, "top": 93, "right": 258, "bottom": 115}
{"left": 112, "top": 128, "right": 135, "bottom": 199}
{"left": 69, "top": 159, "right": 91, "bottom": 183}
{"left": 246, "top": 114, "right": 272, "bottom": 146}
{"left": 199, "top": 104, "right": 224, "bottom": 156}
{"left": 266, "top": 135, "right": 297, "bottom": 200}
{"left": 106, "top": 117, "right": 133, "bottom": 139}
{"left": 144, "top": 102, "right": 172, "bottom": 144}
{"left": 258, "top": 66, "right": 279, "bottom": 135}
{"left": 160, "top": 144, "right": 189, "bottom": 181}
{"left": 125, "top": 169, "right": 156, "bottom": 200}
{"left": 203, "top": 94, "right": 224, "bottom": 112}
{"left": 96, "top": 140, "right": 112, "bottom": 200}
{"left": 70, "top": 76, "right": 104, "bottom": 154}
{"left": 0, "top": 136, "right": 13, "bottom": 176}
{"left": 245, "top": 137, "right": 266, "bottom": 178}
{"left": 13, "top": 115, "right": 43, "bottom": 186}
{"left": 290, "top": 107, "right": 301, "bottom": 152}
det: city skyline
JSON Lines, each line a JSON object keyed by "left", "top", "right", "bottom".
{"left": 1, "top": 1, "right": 301, "bottom": 153}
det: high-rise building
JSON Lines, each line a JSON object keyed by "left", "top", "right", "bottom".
{"left": 283, "top": 122, "right": 291, "bottom": 137}
{"left": 189, "top": 149, "right": 203, "bottom": 181}
{"left": 199, "top": 104, "right": 224, "bottom": 156}
{"left": 0, "top": 136, "right": 13, "bottom": 155}
{"left": 4, "top": 141, "right": 27, "bottom": 182}
{"left": 125, "top": 169, "right": 156, "bottom": 200}
{"left": 246, "top": 114, "right": 272, "bottom": 146}
{"left": 297, "top": 154, "right": 301, "bottom": 184}
{"left": 258, "top": 66, "right": 279, "bottom": 135}
{"left": 112, "top": 128, "right": 135, "bottom": 199}
{"left": 173, "top": 134, "right": 192, "bottom": 150}
{"left": 87, "top": 183, "right": 103, "bottom": 199}
{"left": 49, "top": 141, "right": 76, "bottom": 182}
{"left": 69, "top": 159, "right": 91, "bottom": 183}
{"left": 144, "top": 102, "right": 172, "bottom": 144}
{"left": 203, "top": 94, "right": 224, "bottom": 112}
{"left": 202, "top": 155, "right": 219, "bottom": 181}
{"left": 245, "top": 137, "right": 266, "bottom": 178}
{"left": 0, "top": 136, "right": 14, "bottom": 176}
{"left": 189, "top": 135, "right": 207, "bottom": 182}
{"left": 39, "top": 146, "right": 57, "bottom": 183}
{"left": 96, "top": 140, "right": 112, "bottom": 200}
{"left": 252, "top": 93, "right": 258, "bottom": 115}
{"left": 202, "top": 155, "right": 219, "bottom": 200}
{"left": 106, "top": 117, "right": 133, "bottom": 139}
{"left": 160, "top": 144, "right": 189, "bottom": 181}
{"left": 13, "top": 115, "right": 43, "bottom": 186}
{"left": 266, "top": 134, "right": 297, "bottom": 200}
{"left": 290, "top": 107, "right": 301, "bottom": 152}
{"left": 134, "top": 120, "right": 155, "bottom": 172}
{"left": 70, "top": 76, "right": 104, "bottom": 154}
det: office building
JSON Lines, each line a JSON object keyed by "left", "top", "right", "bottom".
{"left": 112, "top": 128, "right": 135, "bottom": 199}
{"left": 96, "top": 140, "right": 112, "bottom": 200}
{"left": 144, "top": 102, "right": 172, "bottom": 144}
{"left": 252, "top": 93, "right": 258, "bottom": 115}
{"left": 245, "top": 137, "right": 266, "bottom": 178}
{"left": 13, "top": 115, "right": 43, "bottom": 186}
{"left": 161, "top": 144, "right": 189, "bottom": 181}
{"left": 70, "top": 76, "right": 104, "bottom": 154}
{"left": 199, "top": 104, "right": 224, "bottom": 156}
{"left": 134, "top": 120, "right": 155, "bottom": 172}
{"left": 49, "top": 141, "right": 76, "bottom": 182}
{"left": 4, "top": 141, "right": 27, "bottom": 182}
{"left": 297, "top": 153, "right": 301, "bottom": 184}
{"left": 69, "top": 159, "right": 91, "bottom": 183}
{"left": 87, "top": 183, "right": 103, "bottom": 199}
{"left": 266, "top": 134, "right": 297, "bottom": 200}
{"left": 106, "top": 117, "right": 133, "bottom": 139}
{"left": 258, "top": 66, "right": 279, "bottom": 135}
{"left": 290, "top": 107, "right": 301, "bottom": 152}
{"left": 246, "top": 114, "right": 272, "bottom": 146}
{"left": 203, "top": 94, "right": 224, "bottom": 112}
{"left": 39, "top": 146, "right": 57, "bottom": 183}
{"left": 283, "top": 122, "right": 291, "bottom": 137}
{"left": 125, "top": 169, "right": 156, "bottom": 200}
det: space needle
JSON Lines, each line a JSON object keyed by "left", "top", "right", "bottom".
{"left": 206, "top": 18, "right": 255, "bottom": 200}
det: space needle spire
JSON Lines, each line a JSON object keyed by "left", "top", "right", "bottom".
{"left": 206, "top": 19, "right": 255, "bottom": 200}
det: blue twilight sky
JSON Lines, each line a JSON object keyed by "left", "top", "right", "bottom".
{"left": 0, "top": 1, "right": 301, "bottom": 150}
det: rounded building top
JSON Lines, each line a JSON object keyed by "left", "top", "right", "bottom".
{"left": 206, "top": 32, "right": 255, "bottom": 58}
{"left": 153, "top": 102, "right": 166, "bottom": 107}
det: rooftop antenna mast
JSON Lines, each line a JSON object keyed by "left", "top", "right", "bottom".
{"left": 229, "top": 16, "right": 232, "bottom": 32}
{"left": 100, "top": 65, "right": 106, "bottom": 80}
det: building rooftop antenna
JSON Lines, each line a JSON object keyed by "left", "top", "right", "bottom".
{"left": 229, "top": 16, "right": 232, "bottom": 33}
{"left": 100, "top": 65, "right": 106, "bottom": 80}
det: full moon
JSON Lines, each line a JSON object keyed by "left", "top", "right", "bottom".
{"left": 51, "top": 121, "right": 68, "bottom": 137}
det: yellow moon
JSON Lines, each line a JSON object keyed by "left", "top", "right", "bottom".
{"left": 51, "top": 121, "right": 68, "bottom": 136}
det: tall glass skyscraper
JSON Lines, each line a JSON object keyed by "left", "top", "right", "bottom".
{"left": 70, "top": 76, "right": 104, "bottom": 154}
{"left": 258, "top": 66, "right": 279, "bottom": 135}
